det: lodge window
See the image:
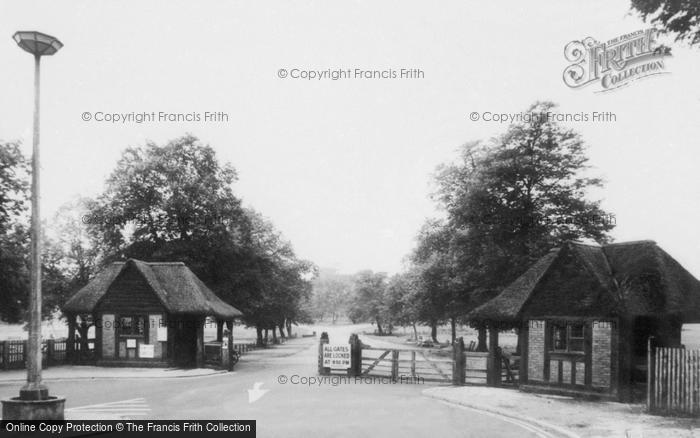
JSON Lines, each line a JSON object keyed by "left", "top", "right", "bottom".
{"left": 550, "top": 322, "right": 585, "bottom": 353}
{"left": 119, "top": 315, "right": 146, "bottom": 337}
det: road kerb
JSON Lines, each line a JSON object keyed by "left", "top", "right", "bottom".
{"left": 422, "top": 389, "right": 580, "bottom": 438}
{"left": 0, "top": 369, "right": 228, "bottom": 383}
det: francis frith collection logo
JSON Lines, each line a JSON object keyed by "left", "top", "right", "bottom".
{"left": 563, "top": 29, "right": 671, "bottom": 92}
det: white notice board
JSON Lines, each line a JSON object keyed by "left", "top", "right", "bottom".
{"left": 157, "top": 326, "right": 168, "bottom": 342}
{"left": 322, "top": 344, "right": 351, "bottom": 369}
{"left": 139, "top": 344, "right": 154, "bottom": 358}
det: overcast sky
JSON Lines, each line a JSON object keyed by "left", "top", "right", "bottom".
{"left": 1, "top": 0, "right": 699, "bottom": 277}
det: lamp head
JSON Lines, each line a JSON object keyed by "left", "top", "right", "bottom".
{"left": 13, "top": 31, "right": 63, "bottom": 56}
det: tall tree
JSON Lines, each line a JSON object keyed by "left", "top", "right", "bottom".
{"left": 435, "top": 101, "right": 613, "bottom": 288}
{"left": 631, "top": 0, "right": 700, "bottom": 46}
{"left": 0, "top": 141, "right": 28, "bottom": 235}
{"left": 410, "top": 219, "right": 461, "bottom": 343}
{"left": 0, "top": 141, "right": 79, "bottom": 322}
{"left": 402, "top": 101, "right": 614, "bottom": 347}
{"left": 0, "top": 141, "right": 29, "bottom": 322}
{"left": 88, "top": 135, "right": 314, "bottom": 345}
{"left": 433, "top": 101, "right": 614, "bottom": 344}
{"left": 90, "top": 134, "right": 244, "bottom": 252}
{"left": 385, "top": 271, "right": 422, "bottom": 340}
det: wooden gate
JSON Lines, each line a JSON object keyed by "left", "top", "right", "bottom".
{"left": 361, "top": 347, "right": 454, "bottom": 383}
{"left": 317, "top": 333, "right": 490, "bottom": 385}
{"left": 648, "top": 345, "right": 700, "bottom": 416}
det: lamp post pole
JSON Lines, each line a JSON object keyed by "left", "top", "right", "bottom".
{"left": 23, "top": 52, "right": 45, "bottom": 401}
{"left": 2, "top": 31, "right": 65, "bottom": 420}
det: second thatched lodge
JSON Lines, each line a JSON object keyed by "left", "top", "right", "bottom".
{"left": 470, "top": 240, "right": 700, "bottom": 401}
{"left": 63, "top": 259, "right": 242, "bottom": 368}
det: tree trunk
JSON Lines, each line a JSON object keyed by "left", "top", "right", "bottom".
{"left": 256, "top": 326, "right": 264, "bottom": 347}
{"left": 376, "top": 319, "right": 384, "bottom": 335}
{"left": 412, "top": 323, "right": 418, "bottom": 341}
{"left": 430, "top": 321, "right": 438, "bottom": 343}
{"left": 278, "top": 324, "right": 286, "bottom": 339}
{"left": 271, "top": 327, "right": 278, "bottom": 344}
{"left": 477, "top": 327, "right": 488, "bottom": 352}
{"left": 451, "top": 317, "right": 456, "bottom": 345}
{"left": 264, "top": 328, "right": 269, "bottom": 345}
{"left": 286, "top": 320, "right": 293, "bottom": 337}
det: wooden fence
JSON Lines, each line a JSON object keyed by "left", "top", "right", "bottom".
{"left": 0, "top": 338, "right": 94, "bottom": 370}
{"left": 203, "top": 341, "right": 259, "bottom": 367}
{"left": 648, "top": 346, "right": 700, "bottom": 416}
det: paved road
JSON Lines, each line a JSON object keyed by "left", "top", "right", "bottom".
{"left": 0, "top": 326, "right": 547, "bottom": 437}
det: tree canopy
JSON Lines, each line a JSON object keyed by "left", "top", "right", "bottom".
{"left": 404, "top": 101, "right": 615, "bottom": 342}
{"left": 631, "top": 0, "right": 700, "bottom": 46}
{"left": 84, "top": 135, "right": 314, "bottom": 344}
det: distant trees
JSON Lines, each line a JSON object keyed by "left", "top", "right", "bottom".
{"left": 309, "top": 269, "right": 353, "bottom": 323}
{"left": 348, "top": 271, "right": 389, "bottom": 334}
{"left": 332, "top": 269, "right": 423, "bottom": 338}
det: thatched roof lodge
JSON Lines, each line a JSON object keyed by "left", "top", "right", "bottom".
{"left": 469, "top": 240, "right": 700, "bottom": 401}
{"left": 63, "top": 259, "right": 242, "bottom": 368}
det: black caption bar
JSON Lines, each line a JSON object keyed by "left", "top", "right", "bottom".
{"left": 0, "top": 420, "right": 255, "bottom": 437}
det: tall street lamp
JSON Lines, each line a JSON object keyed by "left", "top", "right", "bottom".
{"left": 1, "top": 31, "right": 65, "bottom": 420}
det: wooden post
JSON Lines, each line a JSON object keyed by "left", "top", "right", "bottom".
{"left": 452, "top": 337, "right": 465, "bottom": 385}
{"left": 391, "top": 350, "right": 399, "bottom": 382}
{"left": 647, "top": 336, "right": 655, "bottom": 411}
{"left": 318, "top": 332, "right": 330, "bottom": 375}
{"left": 411, "top": 351, "right": 416, "bottom": 378}
{"left": 519, "top": 322, "right": 528, "bottom": 385}
{"left": 46, "top": 339, "right": 54, "bottom": 367}
{"left": 195, "top": 319, "right": 204, "bottom": 368}
{"left": 618, "top": 317, "right": 634, "bottom": 403}
{"left": 225, "top": 320, "right": 234, "bottom": 371}
{"left": 94, "top": 314, "right": 102, "bottom": 363}
{"left": 66, "top": 314, "right": 76, "bottom": 364}
{"left": 216, "top": 320, "right": 223, "bottom": 342}
{"left": 348, "top": 334, "right": 361, "bottom": 377}
{"left": 1, "top": 341, "right": 8, "bottom": 370}
{"left": 487, "top": 326, "right": 501, "bottom": 387}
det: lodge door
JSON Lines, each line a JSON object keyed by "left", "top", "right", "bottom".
{"left": 172, "top": 320, "right": 197, "bottom": 367}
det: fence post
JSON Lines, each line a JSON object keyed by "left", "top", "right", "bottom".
{"left": 647, "top": 336, "right": 655, "bottom": 412}
{"left": 348, "top": 334, "right": 362, "bottom": 377}
{"left": 225, "top": 320, "right": 234, "bottom": 371}
{"left": 411, "top": 351, "right": 416, "bottom": 378}
{"left": 487, "top": 326, "right": 501, "bottom": 387}
{"left": 318, "top": 332, "right": 330, "bottom": 375}
{"left": 453, "top": 337, "right": 465, "bottom": 385}
{"left": 391, "top": 350, "right": 399, "bottom": 382}
{"left": 47, "top": 339, "right": 55, "bottom": 367}
{"left": 2, "top": 341, "right": 8, "bottom": 370}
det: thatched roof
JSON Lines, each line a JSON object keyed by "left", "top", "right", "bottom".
{"left": 467, "top": 249, "right": 560, "bottom": 323}
{"left": 63, "top": 259, "right": 243, "bottom": 320}
{"left": 469, "top": 240, "right": 700, "bottom": 323}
